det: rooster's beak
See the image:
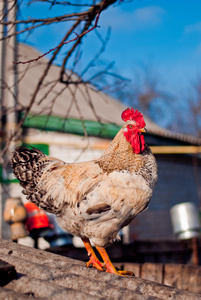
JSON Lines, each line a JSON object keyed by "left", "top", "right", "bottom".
{"left": 140, "top": 128, "right": 147, "bottom": 133}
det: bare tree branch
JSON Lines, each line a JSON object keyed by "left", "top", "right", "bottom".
{"left": 0, "top": 0, "right": 129, "bottom": 163}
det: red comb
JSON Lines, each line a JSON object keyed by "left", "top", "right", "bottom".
{"left": 121, "top": 108, "right": 146, "bottom": 128}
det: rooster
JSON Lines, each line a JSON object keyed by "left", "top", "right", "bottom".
{"left": 11, "top": 108, "right": 158, "bottom": 276}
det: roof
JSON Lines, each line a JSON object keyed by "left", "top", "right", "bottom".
{"left": 17, "top": 43, "right": 125, "bottom": 125}
{"left": 17, "top": 43, "right": 201, "bottom": 145}
{"left": 0, "top": 239, "right": 200, "bottom": 300}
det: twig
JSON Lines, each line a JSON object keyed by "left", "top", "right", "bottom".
{"left": 13, "top": 0, "right": 111, "bottom": 65}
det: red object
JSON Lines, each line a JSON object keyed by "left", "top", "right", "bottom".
{"left": 121, "top": 108, "right": 146, "bottom": 128}
{"left": 122, "top": 108, "right": 146, "bottom": 154}
{"left": 123, "top": 126, "right": 145, "bottom": 154}
{"left": 24, "top": 202, "right": 50, "bottom": 232}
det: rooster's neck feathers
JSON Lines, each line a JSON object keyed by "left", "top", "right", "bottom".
{"left": 97, "top": 128, "right": 148, "bottom": 173}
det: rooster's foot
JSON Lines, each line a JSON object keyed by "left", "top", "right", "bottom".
{"left": 82, "top": 237, "right": 105, "bottom": 271}
{"left": 86, "top": 256, "right": 105, "bottom": 271}
{"left": 96, "top": 245, "right": 134, "bottom": 277}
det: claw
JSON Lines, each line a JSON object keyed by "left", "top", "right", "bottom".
{"left": 95, "top": 245, "right": 134, "bottom": 277}
{"left": 114, "top": 270, "right": 134, "bottom": 276}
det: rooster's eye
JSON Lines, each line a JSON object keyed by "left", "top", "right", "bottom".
{"left": 128, "top": 125, "right": 133, "bottom": 128}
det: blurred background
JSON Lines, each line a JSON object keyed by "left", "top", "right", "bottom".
{"left": 1, "top": 1, "right": 201, "bottom": 289}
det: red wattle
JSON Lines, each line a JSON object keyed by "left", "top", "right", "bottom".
{"left": 140, "top": 134, "right": 145, "bottom": 153}
{"left": 123, "top": 131, "right": 145, "bottom": 154}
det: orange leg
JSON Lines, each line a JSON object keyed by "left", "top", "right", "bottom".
{"left": 95, "top": 245, "right": 134, "bottom": 276}
{"left": 82, "top": 238, "right": 105, "bottom": 271}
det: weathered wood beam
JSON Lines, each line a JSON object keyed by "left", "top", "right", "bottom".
{"left": 0, "top": 239, "right": 201, "bottom": 300}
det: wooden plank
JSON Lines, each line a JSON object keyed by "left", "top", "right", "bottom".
{"left": 163, "top": 264, "right": 183, "bottom": 289}
{"left": 0, "top": 287, "right": 38, "bottom": 299}
{"left": 181, "top": 265, "right": 201, "bottom": 294}
{"left": 115, "top": 262, "right": 201, "bottom": 295}
{"left": 1, "top": 239, "right": 201, "bottom": 300}
{"left": 141, "top": 263, "right": 163, "bottom": 284}
{"left": 124, "top": 263, "right": 141, "bottom": 277}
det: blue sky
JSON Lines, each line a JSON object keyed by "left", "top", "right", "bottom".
{"left": 19, "top": 0, "right": 201, "bottom": 129}
{"left": 20, "top": 1, "right": 201, "bottom": 84}
{"left": 99, "top": 1, "right": 201, "bottom": 93}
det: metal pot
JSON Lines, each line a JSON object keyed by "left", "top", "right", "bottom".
{"left": 170, "top": 202, "right": 200, "bottom": 239}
